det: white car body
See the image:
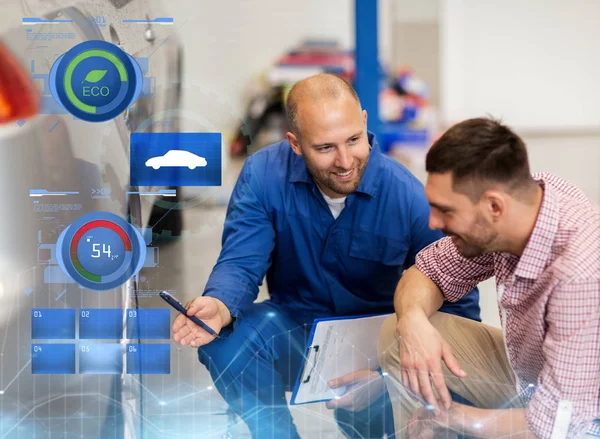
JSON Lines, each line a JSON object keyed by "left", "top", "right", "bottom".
{"left": 145, "top": 149, "right": 208, "bottom": 169}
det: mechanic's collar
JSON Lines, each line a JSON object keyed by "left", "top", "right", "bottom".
{"left": 289, "top": 131, "right": 382, "bottom": 197}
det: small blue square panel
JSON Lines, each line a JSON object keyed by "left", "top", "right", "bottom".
{"left": 32, "top": 344, "right": 76, "bottom": 374}
{"left": 130, "top": 132, "right": 222, "bottom": 187}
{"left": 126, "top": 309, "right": 170, "bottom": 339}
{"left": 126, "top": 344, "right": 170, "bottom": 374}
{"left": 31, "top": 309, "right": 76, "bottom": 339}
{"left": 79, "top": 309, "right": 122, "bottom": 339}
{"left": 79, "top": 343, "right": 123, "bottom": 374}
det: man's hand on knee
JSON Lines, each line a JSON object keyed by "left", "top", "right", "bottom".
{"left": 396, "top": 312, "right": 466, "bottom": 412}
{"left": 172, "top": 296, "right": 232, "bottom": 347}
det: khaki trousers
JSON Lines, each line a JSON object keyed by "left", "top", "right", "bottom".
{"left": 377, "top": 312, "right": 527, "bottom": 438}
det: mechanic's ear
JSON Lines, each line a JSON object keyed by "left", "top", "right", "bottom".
{"left": 287, "top": 132, "right": 302, "bottom": 156}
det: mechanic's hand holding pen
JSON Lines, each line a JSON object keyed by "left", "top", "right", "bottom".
{"left": 172, "top": 296, "right": 232, "bottom": 347}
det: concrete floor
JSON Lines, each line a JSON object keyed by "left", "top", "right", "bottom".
{"left": 138, "top": 133, "right": 599, "bottom": 438}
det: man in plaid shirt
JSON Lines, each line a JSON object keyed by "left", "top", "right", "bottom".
{"left": 378, "top": 118, "right": 599, "bottom": 438}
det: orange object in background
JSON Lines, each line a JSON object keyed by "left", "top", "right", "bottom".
{"left": 0, "top": 41, "right": 38, "bottom": 124}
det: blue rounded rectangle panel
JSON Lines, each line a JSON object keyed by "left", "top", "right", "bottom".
{"left": 79, "top": 309, "right": 123, "bottom": 339}
{"left": 130, "top": 132, "right": 222, "bottom": 187}
{"left": 31, "top": 309, "right": 76, "bottom": 339}
{"left": 31, "top": 343, "right": 76, "bottom": 374}
{"left": 126, "top": 308, "right": 170, "bottom": 340}
{"left": 79, "top": 343, "right": 123, "bottom": 374}
{"left": 126, "top": 344, "right": 170, "bottom": 374}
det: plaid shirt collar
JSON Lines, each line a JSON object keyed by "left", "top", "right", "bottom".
{"left": 514, "top": 178, "right": 560, "bottom": 280}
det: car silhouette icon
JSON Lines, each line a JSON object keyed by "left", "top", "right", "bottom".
{"left": 145, "top": 150, "right": 208, "bottom": 170}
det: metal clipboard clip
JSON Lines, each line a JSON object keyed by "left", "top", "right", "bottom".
{"left": 300, "top": 345, "right": 320, "bottom": 384}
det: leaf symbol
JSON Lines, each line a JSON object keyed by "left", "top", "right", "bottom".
{"left": 82, "top": 69, "right": 107, "bottom": 83}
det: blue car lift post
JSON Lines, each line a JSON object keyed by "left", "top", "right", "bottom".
{"left": 355, "top": 0, "right": 430, "bottom": 153}
{"left": 355, "top": 0, "right": 380, "bottom": 142}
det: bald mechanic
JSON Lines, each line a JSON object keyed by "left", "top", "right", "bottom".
{"left": 171, "top": 74, "right": 480, "bottom": 438}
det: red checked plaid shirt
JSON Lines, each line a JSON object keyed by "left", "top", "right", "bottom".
{"left": 416, "top": 173, "right": 600, "bottom": 439}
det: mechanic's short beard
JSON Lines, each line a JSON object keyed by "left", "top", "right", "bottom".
{"left": 303, "top": 155, "right": 369, "bottom": 196}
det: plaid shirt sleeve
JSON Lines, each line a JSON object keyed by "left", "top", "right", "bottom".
{"left": 415, "top": 237, "right": 495, "bottom": 302}
{"left": 527, "top": 279, "right": 600, "bottom": 439}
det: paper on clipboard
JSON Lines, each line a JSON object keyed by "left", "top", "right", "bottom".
{"left": 291, "top": 313, "right": 392, "bottom": 405}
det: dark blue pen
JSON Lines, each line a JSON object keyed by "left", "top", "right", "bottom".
{"left": 159, "top": 291, "right": 219, "bottom": 338}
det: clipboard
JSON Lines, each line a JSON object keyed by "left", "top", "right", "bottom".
{"left": 290, "top": 313, "right": 391, "bottom": 405}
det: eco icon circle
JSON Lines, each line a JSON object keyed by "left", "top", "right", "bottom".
{"left": 50, "top": 40, "right": 142, "bottom": 122}
{"left": 56, "top": 212, "right": 146, "bottom": 291}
